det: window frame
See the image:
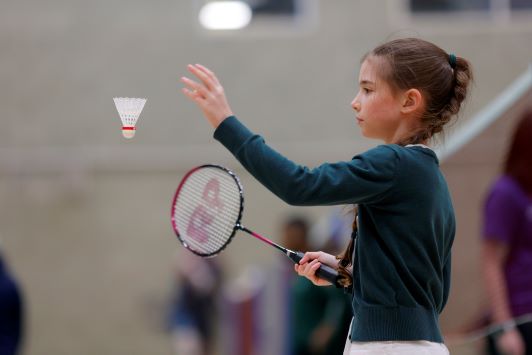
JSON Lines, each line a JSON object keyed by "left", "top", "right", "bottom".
{"left": 193, "top": 0, "right": 320, "bottom": 37}
{"left": 387, "top": 0, "right": 532, "bottom": 33}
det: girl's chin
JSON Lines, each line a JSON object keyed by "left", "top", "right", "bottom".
{"left": 359, "top": 128, "right": 372, "bottom": 138}
{"left": 360, "top": 130, "right": 385, "bottom": 141}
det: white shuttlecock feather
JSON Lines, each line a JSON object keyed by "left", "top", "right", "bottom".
{"left": 113, "top": 97, "right": 146, "bottom": 139}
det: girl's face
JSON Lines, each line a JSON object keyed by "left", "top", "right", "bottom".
{"left": 351, "top": 57, "right": 404, "bottom": 143}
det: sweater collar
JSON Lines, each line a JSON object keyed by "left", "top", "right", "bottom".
{"left": 404, "top": 144, "right": 439, "bottom": 165}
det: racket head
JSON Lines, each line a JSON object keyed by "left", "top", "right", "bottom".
{"left": 171, "top": 164, "right": 244, "bottom": 257}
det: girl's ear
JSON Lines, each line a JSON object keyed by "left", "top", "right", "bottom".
{"left": 401, "top": 88, "right": 423, "bottom": 115}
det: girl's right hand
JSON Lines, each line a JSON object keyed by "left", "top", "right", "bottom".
{"left": 181, "top": 64, "right": 234, "bottom": 129}
{"left": 294, "top": 251, "right": 338, "bottom": 286}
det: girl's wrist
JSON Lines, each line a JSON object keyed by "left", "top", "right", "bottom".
{"left": 213, "top": 113, "right": 233, "bottom": 129}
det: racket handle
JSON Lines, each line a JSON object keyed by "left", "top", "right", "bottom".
{"left": 288, "top": 251, "right": 339, "bottom": 287}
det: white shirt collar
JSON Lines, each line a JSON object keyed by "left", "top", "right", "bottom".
{"left": 405, "top": 144, "right": 434, "bottom": 152}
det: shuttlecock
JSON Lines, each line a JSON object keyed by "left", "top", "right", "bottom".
{"left": 113, "top": 97, "right": 146, "bottom": 139}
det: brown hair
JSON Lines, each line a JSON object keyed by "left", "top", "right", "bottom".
{"left": 336, "top": 38, "right": 473, "bottom": 287}
{"left": 336, "top": 206, "right": 357, "bottom": 288}
{"left": 366, "top": 38, "right": 473, "bottom": 146}
{"left": 504, "top": 110, "right": 532, "bottom": 195}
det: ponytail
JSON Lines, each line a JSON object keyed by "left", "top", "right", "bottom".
{"left": 336, "top": 206, "right": 358, "bottom": 288}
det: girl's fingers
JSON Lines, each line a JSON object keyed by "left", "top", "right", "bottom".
{"left": 295, "top": 262, "right": 309, "bottom": 276}
{"left": 295, "top": 260, "right": 329, "bottom": 285}
{"left": 195, "top": 64, "right": 221, "bottom": 85}
{"left": 299, "top": 253, "right": 311, "bottom": 264}
{"left": 182, "top": 88, "right": 204, "bottom": 102}
{"left": 298, "top": 255, "right": 321, "bottom": 277}
{"left": 187, "top": 64, "right": 215, "bottom": 90}
{"left": 180, "top": 64, "right": 233, "bottom": 129}
{"left": 299, "top": 251, "right": 321, "bottom": 265}
{"left": 307, "top": 261, "right": 322, "bottom": 284}
{"left": 301, "top": 260, "right": 320, "bottom": 276}
{"left": 309, "top": 259, "right": 320, "bottom": 268}
{"left": 181, "top": 76, "right": 205, "bottom": 93}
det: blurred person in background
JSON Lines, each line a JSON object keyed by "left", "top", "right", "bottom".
{"left": 482, "top": 110, "right": 532, "bottom": 355}
{"left": 0, "top": 245, "right": 23, "bottom": 355}
{"left": 167, "top": 249, "right": 222, "bottom": 355}
{"left": 281, "top": 216, "right": 352, "bottom": 355}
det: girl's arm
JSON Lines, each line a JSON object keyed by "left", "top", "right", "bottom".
{"left": 181, "top": 64, "right": 398, "bottom": 206}
{"left": 482, "top": 239, "right": 525, "bottom": 355}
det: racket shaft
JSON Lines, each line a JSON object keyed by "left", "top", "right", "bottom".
{"left": 239, "top": 225, "right": 288, "bottom": 253}
{"left": 239, "top": 226, "right": 339, "bottom": 286}
{"left": 289, "top": 251, "right": 339, "bottom": 286}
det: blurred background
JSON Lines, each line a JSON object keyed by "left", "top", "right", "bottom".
{"left": 1, "top": 0, "right": 532, "bottom": 354}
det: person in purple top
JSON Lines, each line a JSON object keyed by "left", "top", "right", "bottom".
{"left": 482, "top": 110, "right": 532, "bottom": 355}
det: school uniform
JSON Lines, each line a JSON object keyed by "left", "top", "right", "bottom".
{"left": 214, "top": 116, "right": 454, "bottom": 354}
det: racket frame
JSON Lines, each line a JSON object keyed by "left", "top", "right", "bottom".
{"left": 170, "top": 164, "right": 340, "bottom": 287}
{"left": 171, "top": 164, "right": 244, "bottom": 257}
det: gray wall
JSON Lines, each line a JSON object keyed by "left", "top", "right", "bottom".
{"left": 1, "top": 0, "right": 532, "bottom": 354}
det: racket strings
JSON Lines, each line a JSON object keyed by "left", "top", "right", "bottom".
{"left": 173, "top": 167, "right": 242, "bottom": 255}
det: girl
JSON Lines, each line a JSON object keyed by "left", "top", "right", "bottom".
{"left": 180, "top": 37, "right": 473, "bottom": 354}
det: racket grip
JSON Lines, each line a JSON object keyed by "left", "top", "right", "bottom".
{"left": 289, "top": 251, "right": 339, "bottom": 287}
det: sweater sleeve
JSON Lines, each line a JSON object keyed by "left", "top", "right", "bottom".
{"left": 214, "top": 116, "right": 399, "bottom": 206}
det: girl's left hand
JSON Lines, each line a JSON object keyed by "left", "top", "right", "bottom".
{"left": 294, "top": 251, "right": 338, "bottom": 287}
{"left": 181, "top": 64, "right": 234, "bottom": 129}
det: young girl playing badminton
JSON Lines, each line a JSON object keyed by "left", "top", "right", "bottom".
{"left": 181, "top": 37, "right": 473, "bottom": 354}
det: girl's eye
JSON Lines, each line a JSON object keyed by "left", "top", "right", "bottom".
{"left": 363, "top": 88, "right": 371, "bottom": 93}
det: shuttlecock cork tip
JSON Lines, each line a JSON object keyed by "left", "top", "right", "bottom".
{"left": 122, "top": 127, "right": 136, "bottom": 139}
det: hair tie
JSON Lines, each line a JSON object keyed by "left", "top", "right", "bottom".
{"left": 449, "top": 53, "right": 457, "bottom": 69}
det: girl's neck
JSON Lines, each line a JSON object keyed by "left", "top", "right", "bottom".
{"left": 386, "top": 121, "right": 425, "bottom": 145}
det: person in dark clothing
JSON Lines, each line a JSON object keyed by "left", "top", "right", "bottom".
{"left": 281, "top": 217, "right": 351, "bottom": 355}
{"left": 168, "top": 250, "right": 222, "bottom": 355}
{"left": 0, "top": 252, "right": 23, "bottom": 355}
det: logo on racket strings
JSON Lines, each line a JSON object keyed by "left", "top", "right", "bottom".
{"left": 186, "top": 178, "right": 225, "bottom": 243}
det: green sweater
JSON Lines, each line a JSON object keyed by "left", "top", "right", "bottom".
{"left": 214, "top": 116, "right": 454, "bottom": 343}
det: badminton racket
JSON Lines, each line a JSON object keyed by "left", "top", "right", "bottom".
{"left": 170, "top": 164, "right": 340, "bottom": 286}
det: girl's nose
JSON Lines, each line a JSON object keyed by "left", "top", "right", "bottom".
{"left": 351, "top": 99, "right": 361, "bottom": 112}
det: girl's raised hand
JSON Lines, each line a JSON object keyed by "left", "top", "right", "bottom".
{"left": 181, "top": 64, "right": 234, "bottom": 129}
{"left": 294, "top": 251, "right": 339, "bottom": 287}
